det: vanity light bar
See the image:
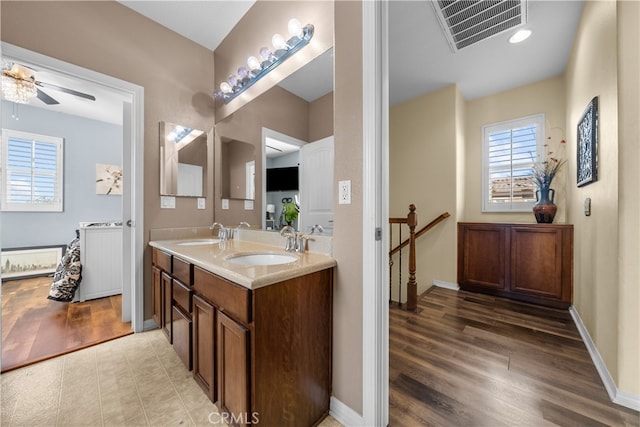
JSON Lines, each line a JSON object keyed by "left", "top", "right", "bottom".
{"left": 213, "top": 18, "right": 314, "bottom": 104}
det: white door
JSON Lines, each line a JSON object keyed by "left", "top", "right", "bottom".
{"left": 299, "top": 136, "right": 334, "bottom": 233}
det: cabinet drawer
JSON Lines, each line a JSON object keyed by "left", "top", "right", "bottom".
{"left": 173, "top": 279, "right": 193, "bottom": 314}
{"left": 194, "top": 267, "right": 251, "bottom": 325}
{"left": 152, "top": 248, "right": 172, "bottom": 273}
{"left": 173, "top": 257, "right": 193, "bottom": 286}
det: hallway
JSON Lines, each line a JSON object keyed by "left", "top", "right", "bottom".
{"left": 389, "top": 287, "right": 639, "bottom": 426}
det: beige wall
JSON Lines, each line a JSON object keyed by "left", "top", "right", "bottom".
{"left": 389, "top": 85, "right": 459, "bottom": 297}
{"left": 566, "top": 0, "right": 640, "bottom": 397}
{"left": 333, "top": 0, "right": 364, "bottom": 414}
{"left": 462, "top": 75, "right": 567, "bottom": 223}
{"left": 1, "top": 1, "right": 216, "bottom": 320}
{"left": 615, "top": 0, "right": 639, "bottom": 395}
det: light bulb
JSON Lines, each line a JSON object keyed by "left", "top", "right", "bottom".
{"left": 227, "top": 75, "right": 238, "bottom": 87}
{"left": 220, "top": 81, "right": 232, "bottom": 94}
{"left": 272, "top": 33, "right": 287, "bottom": 50}
{"left": 288, "top": 18, "right": 303, "bottom": 38}
{"left": 260, "top": 47, "right": 272, "bottom": 61}
{"left": 247, "top": 56, "right": 261, "bottom": 71}
{"left": 237, "top": 67, "right": 249, "bottom": 80}
{"left": 509, "top": 29, "right": 532, "bottom": 44}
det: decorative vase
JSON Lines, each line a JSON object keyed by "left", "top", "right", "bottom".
{"left": 533, "top": 186, "right": 557, "bottom": 223}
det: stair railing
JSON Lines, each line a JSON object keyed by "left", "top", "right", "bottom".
{"left": 389, "top": 206, "right": 450, "bottom": 312}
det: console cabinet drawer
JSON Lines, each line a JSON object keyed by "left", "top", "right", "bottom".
{"left": 194, "top": 267, "right": 251, "bottom": 325}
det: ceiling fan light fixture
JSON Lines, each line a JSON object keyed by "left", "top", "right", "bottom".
{"left": 1, "top": 73, "right": 37, "bottom": 104}
{"left": 214, "top": 18, "right": 314, "bottom": 104}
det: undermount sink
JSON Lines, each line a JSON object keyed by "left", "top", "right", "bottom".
{"left": 225, "top": 252, "right": 298, "bottom": 266}
{"left": 176, "top": 238, "right": 220, "bottom": 246}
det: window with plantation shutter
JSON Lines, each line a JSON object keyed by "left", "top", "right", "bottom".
{"left": 482, "top": 114, "right": 544, "bottom": 212}
{"left": 1, "top": 129, "right": 64, "bottom": 212}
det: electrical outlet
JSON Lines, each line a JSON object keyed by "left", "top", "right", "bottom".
{"left": 197, "top": 198, "right": 205, "bottom": 209}
{"left": 160, "top": 195, "right": 175, "bottom": 209}
{"left": 244, "top": 200, "right": 254, "bottom": 210}
{"left": 222, "top": 199, "right": 229, "bottom": 210}
{"left": 338, "top": 180, "right": 351, "bottom": 205}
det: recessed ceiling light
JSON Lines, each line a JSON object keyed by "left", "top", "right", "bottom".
{"left": 509, "top": 29, "right": 532, "bottom": 44}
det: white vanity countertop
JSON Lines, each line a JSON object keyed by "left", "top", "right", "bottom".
{"left": 149, "top": 238, "right": 336, "bottom": 290}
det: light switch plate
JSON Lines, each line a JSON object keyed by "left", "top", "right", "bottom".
{"left": 222, "top": 199, "right": 229, "bottom": 210}
{"left": 244, "top": 200, "right": 254, "bottom": 210}
{"left": 160, "top": 195, "right": 175, "bottom": 209}
{"left": 338, "top": 180, "right": 351, "bottom": 205}
{"left": 197, "top": 198, "right": 205, "bottom": 209}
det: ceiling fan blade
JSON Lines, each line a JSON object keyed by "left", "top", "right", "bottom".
{"left": 35, "top": 81, "right": 96, "bottom": 101}
{"left": 36, "top": 88, "right": 60, "bottom": 105}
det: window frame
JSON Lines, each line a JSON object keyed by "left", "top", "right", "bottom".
{"left": 481, "top": 114, "right": 545, "bottom": 213}
{"left": 1, "top": 129, "right": 64, "bottom": 212}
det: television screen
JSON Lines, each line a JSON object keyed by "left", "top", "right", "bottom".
{"left": 267, "top": 167, "right": 299, "bottom": 192}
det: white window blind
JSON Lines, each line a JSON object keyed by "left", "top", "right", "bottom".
{"left": 1, "top": 129, "right": 64, "bottom": 212}
{"left": 482, "top": 114, "right": 544, "bottom": 212}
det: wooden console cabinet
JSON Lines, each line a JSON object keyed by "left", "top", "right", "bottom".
{"left": 457, "top": 222, "right": 573, "bottom": 308}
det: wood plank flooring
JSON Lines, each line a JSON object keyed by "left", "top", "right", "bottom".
{"left": 1, "top": 276, "right": 132, "bottom": 373}
{"left": 389, "top": 286, "right": 640, "bottom": 426}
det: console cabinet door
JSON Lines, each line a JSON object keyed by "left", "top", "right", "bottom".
{"left": 510, "top": 226, "right": 569, "bottom": 301}
{"left": 152, "top": 266, "right": 161, "bottom": 327}
{"left": 172, "top": 305, "right": 192, "bottom": 371}
{"left": 458, "top": 223, "right": 508, "bottom": 290}
{"left": 217, "top": 311, "right": 250, "bottom": 424}
{"left": 193, "top": 295, "right": 216, "bottom": 402}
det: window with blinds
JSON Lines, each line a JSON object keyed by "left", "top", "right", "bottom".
{"left": 482, "top": 114, "right": 544, "bottom": 212}
{"left": 1, "top": 129, "right": 64, "bottom": 212}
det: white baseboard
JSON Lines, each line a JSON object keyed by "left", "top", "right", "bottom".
{"left": 569, "top": 306, "right": 640, "bottom": 412}
{"left": 143, "top": 318, "right": 159, "bottom": 331}
{"left": 432, "top": 280, "right": 460, "bottom": 291}
{"left": 330, "top": 396, "right": 363, "bottom": 426}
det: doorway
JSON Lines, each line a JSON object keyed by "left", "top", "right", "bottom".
{"left": 1, "top": 42, "right": 144, "bottom": 332}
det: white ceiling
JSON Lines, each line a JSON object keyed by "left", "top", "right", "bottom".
{"left": 1, "top": 0, "right": 584, "bottom": 123}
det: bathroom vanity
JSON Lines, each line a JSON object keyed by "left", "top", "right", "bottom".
{"left": 149, "top": 237, "right": 335, "bottom": 426}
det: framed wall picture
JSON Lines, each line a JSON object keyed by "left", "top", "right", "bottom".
{"left": 577, "top": 96, "right": 598, "bottom": 187}
{"left": 1, "top": 245, "right": 66, "bottom": 280}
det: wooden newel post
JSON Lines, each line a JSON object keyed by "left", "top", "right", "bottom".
{"left": 406, "top": 204, "right": 418, "bottom": 311}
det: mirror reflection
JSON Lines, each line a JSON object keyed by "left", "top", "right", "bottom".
{"left": 221, "top": 137, "right": 255, "bottom": 200}
{"left": 215, "top": 47, "right": 334, "bottom": 232}
{"left": 160, "top": 121, "right": 207, "bottom": 197}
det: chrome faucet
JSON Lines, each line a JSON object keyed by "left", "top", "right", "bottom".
{"left": 210, "top": 222, "right": 229, "bottom": 241}
{"left": 309, "top": 224, "right": 325, "bottom": 234}
{"left": 237, "top": 221, "right": 251, "bottom": 230}
{"left": 280, "top": 225, "right": 297, "bottom": 252}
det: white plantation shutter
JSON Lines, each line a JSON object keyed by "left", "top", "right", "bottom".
{"left": 482, "top": 114, "right": 544, "bottom": 212}
{"left": 1, "top": 129, "right": 64, "bottom": 212}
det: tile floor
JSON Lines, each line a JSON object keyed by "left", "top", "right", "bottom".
{"left": 1, "top": 329, "right": 342, "bottom": 426}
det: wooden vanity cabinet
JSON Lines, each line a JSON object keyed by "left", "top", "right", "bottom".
{"left": 151, "top": 248, "right": 173, "bottom": 338}
{"left": 458, "top": 222, "right": 573, "bottom": 308}
{"left": 193, "top": 265, "right": 333, "bottom": 426}
{"left": 193, "top": 294, "right": 216, "bottom": 402}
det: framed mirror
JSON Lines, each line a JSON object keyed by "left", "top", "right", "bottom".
{"left": 159, "top": 121, "right": 207, "bottom": 197}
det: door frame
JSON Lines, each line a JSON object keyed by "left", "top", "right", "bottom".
{"left": 2, "top": 42, "right": 145, "bottom": 332}
{"left": 362, "top": 0, "right": 389, "bottom": 425}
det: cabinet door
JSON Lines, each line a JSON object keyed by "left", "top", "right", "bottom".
{"left": 161, "top": 272, "right": 172, "bottom": 342}
{"left": 217, "top": 311, "right": 250, "bottom": 423}
{"left": 172, "top": 306, "right": 192, "bottom": 371}
{"left": 458, "top": 224, "right": 508, "bottom": 290}
{"left": 152, "top": 266, "right": 161, "bottom": 327}
{"left": 193, "top": 295, "right": 216, "bottom": 402}
{"left": 510, "top": 226, "right": 566, "bottom": 300}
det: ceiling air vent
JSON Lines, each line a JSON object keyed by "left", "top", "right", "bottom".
{"left": 432, "top": 0, "right": 528, "bottom": 52}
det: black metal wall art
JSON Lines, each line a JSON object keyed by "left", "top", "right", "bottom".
{"left": 577, "top": 96, "right": 598, "bottom": 187}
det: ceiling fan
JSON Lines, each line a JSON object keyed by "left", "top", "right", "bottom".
{"left": 1, "top": 62, "right": 96, "bottom": 105}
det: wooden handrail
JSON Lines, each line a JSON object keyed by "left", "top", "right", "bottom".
{"left": 389, "top": 212, "right": 450, "bottom": 257}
